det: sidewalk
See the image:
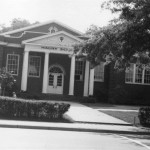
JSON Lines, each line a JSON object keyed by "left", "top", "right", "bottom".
{"left": 0, "top": 101, "right": 149, "bottom": 135}
{"left": 66, "top": 102, "right": 131, "bottom": 125}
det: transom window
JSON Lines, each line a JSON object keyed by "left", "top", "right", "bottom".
{"left": 49, "top": 66, "right": 63, "bottom": 74}
{"left": 94, "top": 62, "right": 104, "bottom": 82}
{"left": 75, "top": 60, "right": 84, "bottom": 81}
{"left": 28, "top": 56, "right": 41, "bottom": 77}
{"left": 125, "top": 64, "right": 150, "bottom": 84}
{"left": 6, "top": 54, "right": 19, "bottom": 75}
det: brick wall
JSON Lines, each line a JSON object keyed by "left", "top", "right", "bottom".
{"left": 27, "top": 52, "right": 44, "bottom": 93}
{"left": 1, "top": 46, "right": 24, "bottom": 90}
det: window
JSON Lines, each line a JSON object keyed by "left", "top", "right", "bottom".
{"left": 49, "top": 26, "right": 58, "bottom": 34}
{"left": 94, "top": 62, "right": 104, "bottom": 82}
{"left": 75, "top": 60, "right": 84, "bottom": 81}
{"left": 6, "top": 54, "right": 19, "bottom": 75}
{"left": 125, "top": 64, "right": 150, "bottom": 84}
{"left": 28, "top": 56, "right": 41, "bottom": 77}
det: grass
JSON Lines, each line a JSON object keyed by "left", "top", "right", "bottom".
{"left": 99, "top": 110, "right": 140, "bottom": 125}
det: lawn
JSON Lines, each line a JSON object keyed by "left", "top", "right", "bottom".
{"left": 99, "top": 110, "right": 140, "bottom": 125}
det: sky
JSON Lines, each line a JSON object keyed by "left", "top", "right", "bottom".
{"left": 0, "top": 0, "right": 117, "bottom": 33}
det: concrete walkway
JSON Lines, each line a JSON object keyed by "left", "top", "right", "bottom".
{"left": 66, "top": 102, "right": 131, "bottom": 125}
{"left": 0, "top": 101, "right": 149, "bottom": 135}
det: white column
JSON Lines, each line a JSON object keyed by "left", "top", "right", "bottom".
{"left": 89, "top": 68, "right": 94, "bottom": 96}
{"left": 42, "top": 52, "right": 49, "bottom": 93}
{"left": 83, "top": 60, "right": 90, "bottom": 96}
{"left": 69, "top": 55, "right": 75, "bottom": 95}
{"left": 21, "top": 50, "right": 29, "bottom": 91}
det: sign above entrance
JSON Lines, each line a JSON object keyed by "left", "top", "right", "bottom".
{"left": 41, "top": 46, "right": 73, "bottom": 52}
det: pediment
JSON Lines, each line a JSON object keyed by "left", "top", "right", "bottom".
{"left": 23, "top": 31, "right": 82, "bottom": 47}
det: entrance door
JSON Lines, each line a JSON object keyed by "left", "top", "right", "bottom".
{"left": 47, "top": 65, "right": 64, "bottom": 94}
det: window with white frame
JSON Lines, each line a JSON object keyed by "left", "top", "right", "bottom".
{"left": 94, "top": 62, "right": 104, "bottom": 82}
{"left": 6, "top": 54, "right": 19, "bottom": 75}
{"left": 75, "top": 60, "right": 84, "bottom": 81}
{"left": 125, "top": 64, "right": 150, "bottom": 84}
{"left": 28, "top": 56, "right": 41, "bottom": 77}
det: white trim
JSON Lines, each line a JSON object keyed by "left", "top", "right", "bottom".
{"left": 125, "top": 63, "right": 150, "bottom": 85}
{"left": 125, "top": 82, "right": 150, "bottom": 85}
{"left": 24, "top": 43, "right": 74, "bottom": 55}
{"left": 48, "top": 64, "right": 64, "bottom": 94}
{"left": 4, "top": 33, "right": 25, "bottom": 38}
{"left": 69, "top": 55, "right": 75, "bottom": 95}
{"left": 22, "top": 31, "right": 83, "bottom": 44}
{"left": 0, "top": 41, "right": 22, "bottom": 47}
{"left": 7, "top": 43, "right": 22, "bottom": 48}
{"left": 25, "top": 42, "right": 73, "bottom": 50}
{"left": 83, "top": 60, "right": 90, "bottom": 97}
{"left": 6, "top": 54, "right": 20, "bottom": 76}
{"left": 49, "top": 64, "right": 65, "bottom": 75}
{"left": 21, "top": 50, "right": 29, "bottom": 91}
{"left": 4, "top": 31, "right": 47, "bottom": 38}
{"left": 42, "top": 52, "right": 49, "bottom": 93}
{"left": 0, "top": 41, "right": 7, "bottom": 45}
{"left": 142, "top": 67, "right": 145, "bottom": 84}
{"left": 1, "top": 20, "right": 83, "bottom": 36}
{"left": 89, "top": 68, "right": 94, "bottom": 96}
{"left": 28, "top": 56, "right": 41, "bottom": 78}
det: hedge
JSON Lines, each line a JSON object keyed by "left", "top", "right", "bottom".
{"left": 0, "top": 96, "right": 70, "bottom": 120}
{"left": 16, "top": 91, "right": 96, "bottom": 103}
{"left": 138, "top": 107, "right": 150, "bottom": 127}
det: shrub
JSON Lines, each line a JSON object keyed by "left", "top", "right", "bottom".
{"left": 109, "top": 85, "right": 128, "bottom": 104}
{"left": 0, "top": 96, "right": 70, "bottom": 120}
{"left": 0, "top": 67, "right": 17, "bottom": 96}
{"left": 94, "top": 88, "right": 108, "bottom": 102}
{"left": 138, "top": 107, "right": 150, "bottom": 127}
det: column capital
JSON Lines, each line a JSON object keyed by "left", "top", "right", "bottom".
{"left": 45, "top": 51, "right": 50, "bottom": 54}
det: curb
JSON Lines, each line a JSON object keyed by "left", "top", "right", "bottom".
{"left": 0, "top": 123, "right": 150, "bottom": 135}
{"left": 74, "top": 121, "right": 132, "bottom": 126}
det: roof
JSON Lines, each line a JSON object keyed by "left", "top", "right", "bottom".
{"left": 0, "top": 20, "right": 83, "bottom": 36}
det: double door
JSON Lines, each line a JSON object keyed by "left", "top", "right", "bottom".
{"left": 47, "top": 73, "right": 63, "bottom": 94}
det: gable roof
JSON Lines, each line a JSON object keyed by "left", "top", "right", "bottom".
{"left": 1, "top": 20, "right": 83, "bottom": 36}
{"left": 22, "top": 31, "right": 83, "bottom": 45}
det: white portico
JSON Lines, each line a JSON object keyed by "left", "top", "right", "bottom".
{"left": 21, "top": 31, "right": 93, "bottom": 96}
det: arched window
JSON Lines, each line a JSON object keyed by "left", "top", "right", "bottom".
{"left": 49, "top": 65, "right": 65, "bottom": 75}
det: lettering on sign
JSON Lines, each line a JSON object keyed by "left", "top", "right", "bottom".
{"left": 41, "top": 46, "right": 73, "bottom": 52}
{"left": 41, "top": 46, "right": 57, "bottom": 50}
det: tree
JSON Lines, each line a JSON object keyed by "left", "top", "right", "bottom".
{"left": 0, "top": 67, "right": 17, "bottom": 96}
{"left": 75, "top": 0, "right": 150, "bottom": 69}
{"left": 0, "top": 18, "right": 39, "bottom": 33}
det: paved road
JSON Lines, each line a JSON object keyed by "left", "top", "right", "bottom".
{"left": 0, "top": 127, "right": 149, "bottom": 150}
{"left": 121, "top": 134, "right": 150, "bottom": 148}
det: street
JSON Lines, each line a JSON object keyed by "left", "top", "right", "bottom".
{"left": 0, "top": 127, "right": 149, "bottom": 150}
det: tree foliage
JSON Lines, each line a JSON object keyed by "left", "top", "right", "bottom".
{"left": 75, "top": 0, "right": 150, "bottom": 69}
{"left": 0, "top": 18, "right": 39, "bottom": 33}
